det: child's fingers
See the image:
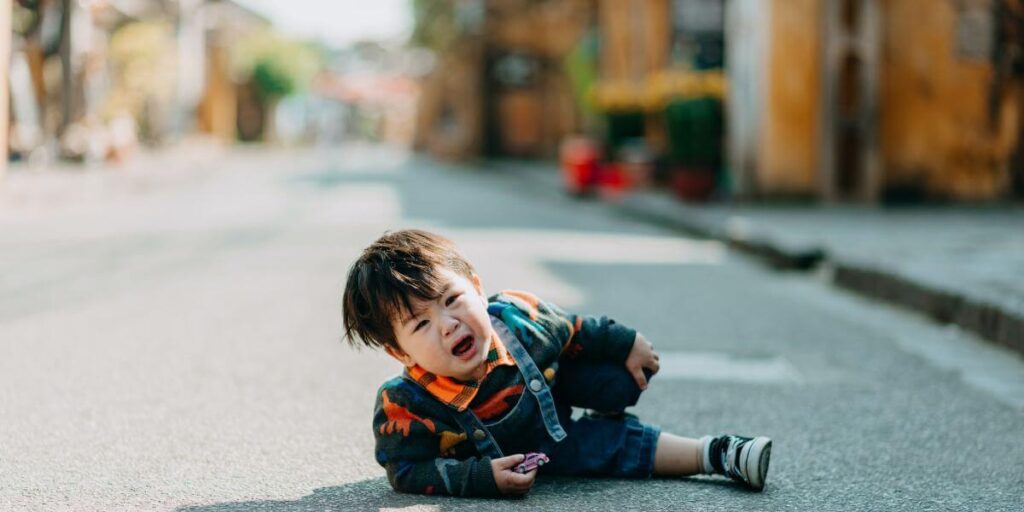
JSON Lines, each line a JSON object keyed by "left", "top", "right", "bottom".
{"left": 647, "top": 358, "right": 660, "bottom": 375}
{"left": 511, "top": 469, "right": 537, "bottom": 487}
{"left": 631, "top": 366, "right": 649, "bottom": 390}
{"left": 499, "top": 469, "right": 536, "bottom": 493}
{"left": 492, "top": 453, "right": 526, "bottom": 470}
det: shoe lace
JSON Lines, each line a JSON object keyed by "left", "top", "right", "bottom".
{"left": 717, "top": 435, "right": 750, "bottom": 483}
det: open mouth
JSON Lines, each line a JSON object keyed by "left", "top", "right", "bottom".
{"left": 451, "top": 335, "right": 475, "bottom": 357}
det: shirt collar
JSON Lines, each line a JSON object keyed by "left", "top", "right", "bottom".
{"left": 405, "top": 330, "right": 516, "bottom": 411}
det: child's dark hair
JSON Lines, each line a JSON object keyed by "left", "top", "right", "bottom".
{"left": 342, "top": 229, "right": 475, "bottom": 351}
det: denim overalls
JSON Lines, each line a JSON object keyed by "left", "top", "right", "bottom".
{"left": 439, "top": 316, "right": 661, "bottom": 478}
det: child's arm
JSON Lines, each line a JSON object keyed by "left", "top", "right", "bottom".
{"left": 624, "top": 332, "right": 659, "bottom": 389}
{"left": 373, "top": 388, "right": 537, "bottom": 497}
{"left": 498, "top": 291, "right": 660, "bottom": 410}
{"left": 382, "top": 457, "right": 494, "bottom": 496}
{"left": 497, "top": 290, "right": 638, "bottom": 362}
{"left": 381, "top": 454, "right": 536, "bottom": 497}
{"left": 536, "top": 298, "right": 638, "bottom": 364}
{"left": 540, "top": 296, "right": 660, "bottom": 389}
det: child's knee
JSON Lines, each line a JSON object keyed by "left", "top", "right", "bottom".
{"left": 553, "top": 361, "right": 652, "bottom": 412}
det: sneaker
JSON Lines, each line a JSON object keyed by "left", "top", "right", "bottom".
{"left": 702, "top": 434, "right": 772, "bottom": 491}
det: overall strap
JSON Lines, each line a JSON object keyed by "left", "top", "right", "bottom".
{"left": 491, "top": 316, "right": 568, "bottom": 443}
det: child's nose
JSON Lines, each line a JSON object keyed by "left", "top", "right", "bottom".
{"left": 441, "top": 315, "right": 459, "bottom": 337}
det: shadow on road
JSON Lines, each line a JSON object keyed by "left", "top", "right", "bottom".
{"left": 175, "top": 475, "right": 751, "bottom": 512}
{"left": 176, "top": 477, "right": 447, "bottom": 512}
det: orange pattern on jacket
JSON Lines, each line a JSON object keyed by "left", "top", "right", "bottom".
{"left": 380, "top": 390, "right": 436, "bottom": 437}
{"left": 471, "top": 384, "right": 526, "bottom": 421}
{"left": 501, "top": 290, "right": 540, "bottom": 320}
{"left": 439, "top": 431, "right": 468, "bottom": 455}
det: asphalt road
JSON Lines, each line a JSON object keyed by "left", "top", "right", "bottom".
{"left": 1, "top": 145, "right": 1022, "bottom": 511}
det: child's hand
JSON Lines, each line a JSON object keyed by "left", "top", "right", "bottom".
{"left": 625, "top": 333, "right": 660, "bottom": 390}
{"left": 491, "top": 454, "right": 537, "bottom": 495}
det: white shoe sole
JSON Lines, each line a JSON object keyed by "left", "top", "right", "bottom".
{"left": 742, "top": 436, "right": 772, "bottom": 491}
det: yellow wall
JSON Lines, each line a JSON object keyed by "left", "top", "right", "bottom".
{"left": 598, "top": 0, "right": 671, "bottom": 83}
{"left": 488, "top": 0, "right": 593, "bottom": 58}
{"left": 197, "top": 44, "right": 237, "bottom": 141}
{"left": 758, "top": 0, "right": 821, "bottom": 196}
{"left": 881, "top": 0, "right": 1017, "bottom": 200}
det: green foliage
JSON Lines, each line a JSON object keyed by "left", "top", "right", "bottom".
{"left": 252, "top": 59, "right": 295, "bottom": 98}
{"left": 232, "top": 29, "right": 322, "bottom": 100}
{"left": 11, "top": 2, "right": 41, "bottom": 37}
{"left": 410, "top": 0, "right": 456, "bottom": 50}
{"left": 664, "top": 97, "right": 723, "bottom": 167}
{"left": 564, "top": 30, "right": 600, "bottom": 127}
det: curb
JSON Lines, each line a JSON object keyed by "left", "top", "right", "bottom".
{"left": 481, "top": 159, "right": 1023, "bottom": 355}
{"left": 616, "top": 194, "right": 825, "bottom": 271}
{"left": 832, "top": 264, "right": 1024, "bottom": 355}
{"left": 612, "top": 190, "right": 1024, "bottom": 356}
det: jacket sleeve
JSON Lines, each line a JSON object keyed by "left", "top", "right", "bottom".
{"left": 374, "top": 386, "right": 501, "bottom": 497}
{"left": 536, "top": 299, "right": 637, "bottom": 364}
{"left": 384, "top": 457, "right": 499, "bottom": 497}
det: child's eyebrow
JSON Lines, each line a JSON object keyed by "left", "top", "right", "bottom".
{"left": 400, "top": 283, "right": 454, "bottom": 326}
{"left": 401, "top": 309, "right": 424, "bottom": 327}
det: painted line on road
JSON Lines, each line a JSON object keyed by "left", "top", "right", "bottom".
{"left": 656, "top": 351, "right": 803, "bottom": 384}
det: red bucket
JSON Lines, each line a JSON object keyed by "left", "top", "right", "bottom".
{"left": 596, "top": 163, "right": 629, "bottom": 201}
{"left": 559, "top": 137, "right": 600, "bottom": 195}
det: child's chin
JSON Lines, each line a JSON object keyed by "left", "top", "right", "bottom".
{"left": 458, "top": 361, "right": 487, "bottom": 381}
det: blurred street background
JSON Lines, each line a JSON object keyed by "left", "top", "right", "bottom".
{"left": 1, "top": 1, "right": 1023, "bottom": 511}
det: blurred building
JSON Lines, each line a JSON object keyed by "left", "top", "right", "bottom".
{"left": 309, "top": 42, "right": 423, "bottom": 147}
{"left": 415, "top": 0, "right": 1024, "bottom": 202}
{"left": 729, "top": 0, "right": 1024, "bottom": 202}
{"left": 415, "top": 0, "right": 594, "bottom": 160}
{"left": 195, "top": 0, "right": 270, "bottom": 142}
{"left": 4, "top": 0, "right": 270, "bottom": 168}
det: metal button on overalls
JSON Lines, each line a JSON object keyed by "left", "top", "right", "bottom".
{"left": 529, "top": 379, "right": 542, "bottom": 392}
{"left": 473, "top": 429, "right": 486, "bottom": 441}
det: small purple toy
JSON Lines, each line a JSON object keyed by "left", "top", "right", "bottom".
{"left": 514, "top": 452, "right": 550, "bottom": 474}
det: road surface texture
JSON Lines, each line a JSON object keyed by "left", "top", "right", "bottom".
{"left": 2, "top": 145, "right": 1022, "bottom": 511}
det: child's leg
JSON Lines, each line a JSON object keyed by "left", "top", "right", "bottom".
{"left": 553, "top": 361, "right": 650, "bottom": 412}
{"left": 538, "top": 411, "right": 660, "bottom": 478}
{"left": 653, "top": 432, "right": 704, "bottom": 476}
{"left": 657, "top": 432, "right": 773, "bottom": 491}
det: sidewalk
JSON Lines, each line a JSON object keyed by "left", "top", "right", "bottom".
{"left": 0, "top": 138, "right": 229, "bottom": 218}
{"left": 493, "top": 160, "right": 1024, "bottom": 356}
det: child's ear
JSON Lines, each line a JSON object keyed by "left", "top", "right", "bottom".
{"left": 385, "top": 345, "right": 416, "bottom": 367}
{"left": 471, "top": 274, "right": 487, "bottom": 294}
{"left": 471, "top": 273, "right": 487, "bottom": 302}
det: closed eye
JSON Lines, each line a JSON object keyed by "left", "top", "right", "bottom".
{"left": 412, "top": 319, "right": 428, "bottom": 332}
{"left": 445, "top": 293, "right": 462, "bottom": 307}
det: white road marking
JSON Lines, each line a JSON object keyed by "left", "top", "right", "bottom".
{"left": 655, "top": 351, "right": 803, "bottom": 384}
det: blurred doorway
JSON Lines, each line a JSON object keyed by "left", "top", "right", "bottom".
{"left": 819, "top": 0, "right": 881, "bottom": 202}
{"left": 484, "top": 50, "right": 545, "bottom": 157}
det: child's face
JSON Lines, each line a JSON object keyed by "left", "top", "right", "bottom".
{"left": 388, "top": 268, "right": 494, "bottom": 381}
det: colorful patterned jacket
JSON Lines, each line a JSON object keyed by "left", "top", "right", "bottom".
{"left": 372, "top": 290, "right": 638, "bottom": 496}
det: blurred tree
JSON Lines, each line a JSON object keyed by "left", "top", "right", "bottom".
{"left": 565, "top": 29, "right": 600, "bottom": 132}
{"left": 410, "top": 0, "right": 456, "bottom": 50}
{"left": 230, "top": 29, "right": 322, "bottom": 141}
{"left": 12, "top": 0, "right": 42, "bottom": 40}
{"left": 231, "top": 29, "right": 321, "bottom": 101}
